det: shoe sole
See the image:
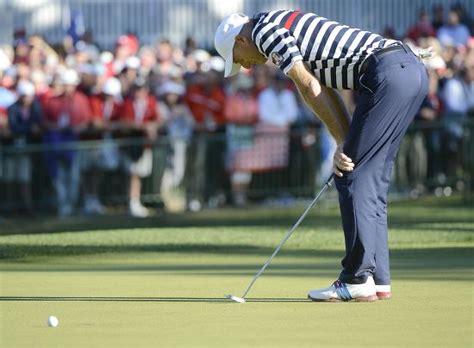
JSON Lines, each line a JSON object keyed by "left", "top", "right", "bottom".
{"left": 308, "top": 294, "right": 378, "bottom": 302}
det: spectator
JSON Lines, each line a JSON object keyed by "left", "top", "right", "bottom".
{"left": 258, "top": 72, "right": 298, "bottom": 127}
{"left": 0, "top": 106, "right": 10, "bottom": 204}
{"left": 118, "top": 56, "right": 140, "bottom": 96}
{"left": 451, "top": 3, "right": 474, "bottom": 34}
{"left": 440, "top": 55, "right": 474, "bottom": 178}
{"left": 158, "top": 81, "right": 194, "bottom": 211}
{"left": 432, "top": 4, "right": 445, "bottom": 31}
{"left": 89, "top": 77, "right": 123, "bottom": 131}
{"left": 185, "top": 66, "right": 226, "bottom": 209}
{"left": 78, "top": 63, "right": 100, "bottom": 96}
{"left": 158, "top": 81, "right": 193, "bottom": 186}
{"left": 0, "top": 69, "right": 17, "bottom": 110}
{"left": 138, "top": 46, "right": 157, "bottom": 78}
{"left": 112, "top": 35, "right": 137, "bottom": 75}
{"left": 437, "top": 9, "right": 470, "bottom": 47}
{"left": 156, "top": 39, "right": 178, "bottom": 81}
{"left": 43, "top": 69, "right": 91, "bottom": 216}
{"left": 119, "top": 78, "right": 160, "bottom": 217}
{"left": 183, "top": 49, "right": 211, "bottom": 85}
{"left": 255, "top": 72, "right": 298, "bottom": 172}
{"left": 81, "top": 77, "right": 123, "bottom": 215}
{"left": 5, "top": 81, "right": 42, "bottom": 212}
{"left": 184, "top": 36, "right": 197, "bottom": 56}
{"left": 13, "top": 38, "right": 29, "bottom": 65}
{"left": 0, "top": 64, "right": 13, "bottom": 204}
{"left": 407, "top": 9, "right": 436, "bottom": 41}
{"left": 224, "top": 74, "right": 258, "bottom": 206}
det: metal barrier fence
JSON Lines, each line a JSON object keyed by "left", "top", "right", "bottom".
{"left": 0, "top": 121, "right": 472, "bottom": 215}
{"left": 1, "top": 0, "right": 473, "bottom": 48}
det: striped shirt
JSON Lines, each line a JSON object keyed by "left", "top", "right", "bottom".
{"left": 251, "top": 10, "right": 398, "bottom": 90}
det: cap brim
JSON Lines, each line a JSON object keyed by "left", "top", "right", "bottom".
{"left": 224, "top": 49, "right": 241, "bottom": 78}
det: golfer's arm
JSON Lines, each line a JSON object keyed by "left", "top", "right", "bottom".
{"left": 288, "top": 61, "right": 351, "bottom": 145}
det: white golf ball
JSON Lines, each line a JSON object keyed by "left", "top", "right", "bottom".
{"left": 47, "top": 316, "right": 59, "bottom": 327}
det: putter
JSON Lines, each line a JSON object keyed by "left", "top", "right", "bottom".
{"left": 225, "top": 174, "right": 335, "bottom": 303}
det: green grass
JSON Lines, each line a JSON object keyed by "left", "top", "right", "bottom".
{"left": 0, "top": 197, "right": 473, "bottom": 347}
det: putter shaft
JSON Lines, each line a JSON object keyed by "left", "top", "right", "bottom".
{"left": 240, "top": 175, "right": 335, "bottom": 299}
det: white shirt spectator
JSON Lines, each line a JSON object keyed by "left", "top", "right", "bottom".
{"left": 258, "top": 86, "right": 298, "bottom": 126}
{"left": 442, "top": 78, "right": 474, "bottom": 113}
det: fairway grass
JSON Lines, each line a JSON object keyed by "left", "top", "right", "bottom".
{"left": 0, "top": 197, "right": 473, "bottom": 347}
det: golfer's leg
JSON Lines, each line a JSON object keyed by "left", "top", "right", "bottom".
{"left": 374, "top": 76, "right": 429, "bottom": 286}
{"left": 335, "top": 111, "right": 391, "bottom": 283}
{"left": 373, "top": 154, "right": 395, "bottom": 286}
{"left": 336, "top": 53, "right": 428, "bottom": 284}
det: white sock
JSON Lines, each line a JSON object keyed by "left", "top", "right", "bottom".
{"left": 375, "top": 284, "right": 391, "bottom": 292}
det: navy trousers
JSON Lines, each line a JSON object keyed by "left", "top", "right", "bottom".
{"left": 335, "top": 47, "right": 428, "bottom": 285}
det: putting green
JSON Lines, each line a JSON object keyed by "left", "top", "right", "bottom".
{"left": 0, "top": 197, "right": 473, "bottom": 347}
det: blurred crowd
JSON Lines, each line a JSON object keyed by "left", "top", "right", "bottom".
{"left": 0, "top": 3, "right": 473, "bottom": 217}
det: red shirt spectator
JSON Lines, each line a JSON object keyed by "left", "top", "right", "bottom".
{"left": 120, "top": 92, "right": 159, "bottom": 125}
{"left": 406, "top": 10, "right": 436, "bottom": 41}
{"left": 185, "top": 76, "right": 226, "bottom": 127}
{"left": 43, "top": 69, "right": 91, "bottom": 129}
{"left": 89, "top": 95, "right": 122, "bottom": 123}
{"left": 117, "top": 79, "right": 160, "bottom": 143}
{"left": 44, "top": 91, "right": 91, "bottom": 128}
{"left": 225, "top": 75, "right": 258, "bottom": 125}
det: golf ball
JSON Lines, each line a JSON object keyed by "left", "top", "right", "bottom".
{"left": 47, "top": 316, "right": 59, "bottom": 327}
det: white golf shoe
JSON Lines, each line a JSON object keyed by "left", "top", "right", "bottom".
{"left": 308, "top": 276, "right": 377, "bottom": 302}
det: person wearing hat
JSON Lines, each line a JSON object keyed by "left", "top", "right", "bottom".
{"left": 79, "top": 77, "right": 124, "bottom": 215}
{"left": 215, "top": 10, "right": 429, "bottom": 301}
{"left": 119, "top": 78, "right": 160, "bottom": 217}
{"left": 158, "top": 81, "right": 194, "bottom": 211}
{"left": 119, "top": 56, "right": 141, "bottom": 97}
{"left": 5, "top": 80, "right": 42, "bottom": 213}
{"left": 43, "top": 69, "right": 92, "bottom": 216}
{"left": 224, "top": 73, "right": 258, "bottom": 206}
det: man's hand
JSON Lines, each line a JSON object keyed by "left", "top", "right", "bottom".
{"left": 333, "top": 143, "right": 354, "bottom": 177}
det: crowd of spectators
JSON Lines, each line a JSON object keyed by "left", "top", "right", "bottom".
{"left": 0, "top": 3, "right": 473, "bottom": 216}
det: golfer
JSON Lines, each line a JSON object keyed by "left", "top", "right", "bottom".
{"left": 215, "top": 10, "right": 428, "bottom": 301}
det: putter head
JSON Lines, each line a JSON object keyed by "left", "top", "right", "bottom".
{"left": 224, "top": 294, "right": 246, "bottom": 303}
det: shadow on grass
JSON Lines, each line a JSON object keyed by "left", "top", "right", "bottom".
{"left": 0, "top": 243, "right": 335, "bottom": 260}
{"left": 0, "top": 196, "right": 472, "bottom": 236}
{"left": 1, "top": 245, "right": 472, "bottom": 281}
{"left": 0, "top": 296, "right": 309, "bottom": 303}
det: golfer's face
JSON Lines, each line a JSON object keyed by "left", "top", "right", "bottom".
{"left": 233, "top": 41, "right": 266, "bottom": 69}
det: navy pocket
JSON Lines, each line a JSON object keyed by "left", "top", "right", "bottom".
{"left": 358, "top": 70, "right": 379, "bottom": 95}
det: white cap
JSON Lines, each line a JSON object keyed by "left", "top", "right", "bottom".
{"left": 159, "top": 81, "right": 185, "bottom": 96}
{"left": 100, "top": 51, "right": 114, "bottom": 64}
{"left": 60, "top": 69, "right": 80, "bottom": 86}
{"left": 103, "top": 77, "right": 121, "bottom": 96}
{"left": 201, "top": 56, "right": 225, "bottom": 73}
{"left": 125, "top": 56, "right": 140, "bottom": 70}
{"left": 192, "top": 49, "right": 211, "bottom": 64}
{"left": 210, "top": 56, "right": 225, "bottom": 72}
{"left": 214, "top": 13, "right": 249, "bottom": 77}
{"left": 16, "top": 80, "right": 35, "bottom": 97}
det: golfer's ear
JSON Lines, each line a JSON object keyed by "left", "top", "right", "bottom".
{"left": 234, "top": 35, "right": 246, "bottom": 45}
